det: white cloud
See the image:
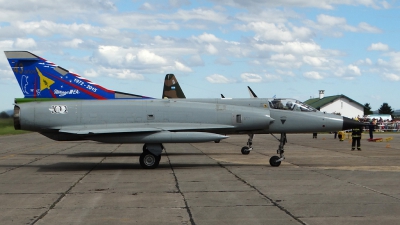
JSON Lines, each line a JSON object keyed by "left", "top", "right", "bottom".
{"left": 14, "top": 20, "right": 120, "bottom": 38}
{"left": 13, "top": 38, "right": 37, "bottom": 49}
{"left": 206, "top": 44, "right": 218, "bottom": 54}
{"left": 303, "top": 56, "right": 328, "bottom": 67}
{"left": 368, "top": 42, "right": 389, "bottom": 51}
{"left": 271, "top": 54, "right": 296, "bottom": 61}
{"left": 103, "top": 68, "right": 144, "bottom": 80}
{"left": 206, "top": 74, "right": 236, "bottom": 83}
{"left": 255, "top": 41, "right": 322, "bottom": 55}
{"left": 137, "top": 49, "right": 167, "bottom": 65}
{"left": 0, "top": 68, "right": 14, "bottom": 82}
{"left": 241, "top": 73, "right": 263, "bottom": 82}
{"left": 0, "top": 40, "right": 13, "bottom": 49}
{"left": 189, "top": 55, "right": 205, "bottom": 66}
{"left": 195, "top": 33, "right": 221, "bottom": 43}
{"left": 174, "top": 61, "right": 192, "bottom": 72}
{"left": 238, "top": 22, "right": 312, "bottom": 41}
{"left": 276, "top": 70, "right": 295, "bottom": 77}
{"left": 174, "top": 8, "right": 229, "bottom": 23}
{"left": 264, "top": 74, "right": 282, "bottom": 81}
{"left": 358, "top": 22, "right": 381, "bottom": 33}
{"left": 62, "top": 38, "right": 83, "bottom": 48}
{"left": 317, "top": 14, "right": 346, "bottom": 26}
{"left": 140, "top": 2, "right": 155, "bottom": 10}
{"left": 348, "top": 64, "right": 361, "bottom": 75}
{"left": 83, "top": 69, "right": 99, "bottom": 78}
{"left": 382, "top": 73, "right": 400, "bottom": 81}
{"left": 308, "top": 14, "right": 381, "bottom": 36}
{"left": 303, "top": 71, "right": 323, "bottom": 79}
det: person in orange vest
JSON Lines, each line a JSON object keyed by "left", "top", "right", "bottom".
{"left": 351, "top": 126, "right": 363, "bottom": 151}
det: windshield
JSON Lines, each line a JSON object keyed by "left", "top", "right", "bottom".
{"left": 269, "top": 98, "right": 317, "bottom": 112}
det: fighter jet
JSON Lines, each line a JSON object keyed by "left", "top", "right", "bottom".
{"left": 5, "top": 51, "right": 363, "bottom": 169}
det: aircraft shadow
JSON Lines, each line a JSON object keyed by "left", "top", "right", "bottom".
{"left": 20, "top": 152, "right": 241, "bottom": 158}
{"left": 33, "top": 162, "right": 261, "bottom": 172}
{"left": 0, "top": 162, "right": 264, "bottom": 172}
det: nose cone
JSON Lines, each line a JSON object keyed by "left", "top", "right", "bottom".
{"left": 342, "top": 117, "right": 365, "bottom": 130}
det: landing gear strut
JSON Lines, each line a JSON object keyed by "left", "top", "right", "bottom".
{"left": 269, "top": 133, "right": 286, "bottom": 167}
{"left": 139, "top": 144, "right": 163, "bottom": 169}
{"left": 241, "top": 134, "right": 254, "bottom": 155}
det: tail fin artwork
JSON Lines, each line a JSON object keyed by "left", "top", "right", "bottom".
{"left": 4, "top": 51, "right": 153, "bottom": 101}
{"left": 162, "top": 74, "right": 186, "bottom": 99}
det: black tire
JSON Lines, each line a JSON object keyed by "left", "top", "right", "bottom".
{"left": 214, "top": 140, "right": 220, "bottom": 143}
{"left": 139, "top": 151, "right": 160, "bottom": 169}
{"left": 241, "top": 146, "right": 250, "bottom": 155}
{"left": 269, "top": 156, "right": 281, "bottom": 167}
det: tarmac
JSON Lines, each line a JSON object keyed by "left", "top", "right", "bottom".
{"left": 0, "top": 132, "right": 399, "bottom": 225}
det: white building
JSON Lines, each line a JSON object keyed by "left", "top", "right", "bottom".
{"left": 304, "top": 90, "right": 364, "bottom": 119}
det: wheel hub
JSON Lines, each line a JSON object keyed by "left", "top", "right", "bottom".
{"left": 144, "top": 154, "right": 156, "bottom": 166}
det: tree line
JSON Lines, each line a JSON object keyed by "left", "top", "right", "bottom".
{"left": 0, "top": 111, "right": 11, "bottom": 119}
{"left": 364, "top": 102, "right": 396, "bottom": 115}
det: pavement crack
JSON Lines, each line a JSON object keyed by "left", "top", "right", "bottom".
{"left": 194, "top": 145, "right": 307, "bottom": 225}
{"left": 0, "top": 142, "right": 83, "bottom": 175}
{"left": 314, "top": 170, "right": 400, "bottom": 201}
{"left": 30, "top": 144, "right": 122, "bottom": 225}
{"left": 164, "top": 149, "right": 196, "bottom": 225}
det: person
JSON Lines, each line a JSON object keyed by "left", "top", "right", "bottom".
{"left": 351, "top": 126, "right": 363, "bottom": 151}
{"left": 334, "top": 131, "right": 337, "bottom": 139}
{"left": 338, "top": 130, "right": 345, "bottom": 141}
{"left": 369, "top": 119, "right": 376, "bottom": 140}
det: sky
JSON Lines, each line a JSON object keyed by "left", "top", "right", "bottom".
{"left": 0, "top": 0, "right": 399, "bottom": 113}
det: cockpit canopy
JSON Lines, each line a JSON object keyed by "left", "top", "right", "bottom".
{"left": 269, "top": 98, "right": 317, "bottom": 112}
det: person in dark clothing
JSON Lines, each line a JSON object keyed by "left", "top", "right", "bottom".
{"left": 369, "top": 119, "right": 376, "bottom": 139}
{"left": 351, "top": 126, "right": 363, "bottom": 151}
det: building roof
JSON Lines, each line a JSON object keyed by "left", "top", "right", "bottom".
{"left": 304, "top": 94, "right": 365, "bottom": 110}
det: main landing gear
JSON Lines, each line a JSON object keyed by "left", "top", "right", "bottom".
{"left": 269, "top": 133, "right": 286, "bottom": 167}
{"left": 241, "top": 134, "right": 254, "bottom": 155}
{"left": 139, "top": 144, "right": 163, "bottom": 169}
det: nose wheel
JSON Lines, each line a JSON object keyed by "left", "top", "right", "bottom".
{"left": 241, "top": 134, "right": 254, "bottom": 155}
{"left": 269, "top": 133, "right": 286, "bottom": 167}
{"left": 269, "top": 156, "right": 281, "bottom": 167}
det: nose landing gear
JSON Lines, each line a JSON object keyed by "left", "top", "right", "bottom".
{"left": 241, "top": 134, "right": 254, "bottom": 155}
{"left": 269, "top": 133, "right": 286, "bottom": 167}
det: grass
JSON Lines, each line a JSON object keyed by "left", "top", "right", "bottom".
{"left": 0, "top": 118, "right": 30, "bottom": 135}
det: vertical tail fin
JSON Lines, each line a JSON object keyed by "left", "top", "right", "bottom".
{"left": 247, "top": 86, "right": 258, "bottom": 98}
{"left": 4, "top": 51, "right": 153, "bottom": 100}
{"left": 162, "top": 74, "right": 186, "bottom": 99}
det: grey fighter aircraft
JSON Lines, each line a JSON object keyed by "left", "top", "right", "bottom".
{"left": 6, "top": 51, "right": 363, "bottom": 169}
